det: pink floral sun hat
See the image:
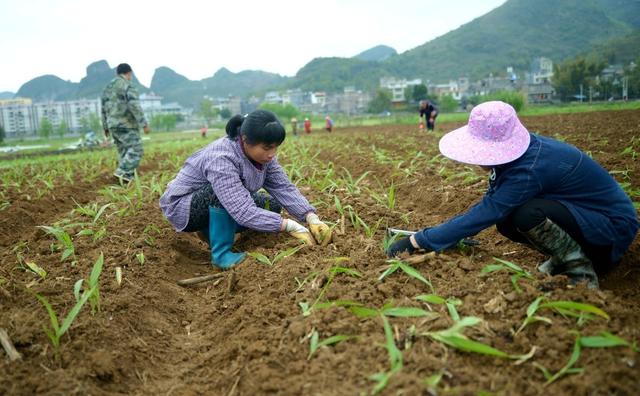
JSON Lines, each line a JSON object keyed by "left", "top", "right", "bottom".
{"left": 438, "top": 101, "right": 530, "bottom": 166}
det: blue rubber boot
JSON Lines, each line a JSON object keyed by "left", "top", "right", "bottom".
{"left": 208, "top": 207, "right": 246, "bottom": 269}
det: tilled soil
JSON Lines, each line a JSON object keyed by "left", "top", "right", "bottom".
{"left": 1, "top": 109, "right": 639, "bottom": 395}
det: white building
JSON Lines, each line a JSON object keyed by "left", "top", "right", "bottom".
{"left": 379, "top": 77, "right": 423, "bottom": 103}
{"left": 139, "top": 93, "right": 163, "bottom": 119}
{"left": 429, "top": 80, "right": 465, "bottom": 101}
{"left": 0, "top": 98, "right": 101, "bottom": 138}
{"left": 264, "top": 91, "right": 283, "bottom": 104}
{"left": 530, "top": 57, "right": 553, "bottom": 84}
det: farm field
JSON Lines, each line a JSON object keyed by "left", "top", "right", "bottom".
{"left": 1, "top": 109, "right": 639, "bottom": 395}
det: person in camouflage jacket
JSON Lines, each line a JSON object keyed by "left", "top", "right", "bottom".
{"left": 101, "top": 63, "right": 150, "bottom": 182}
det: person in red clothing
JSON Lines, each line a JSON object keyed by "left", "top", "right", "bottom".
{"left": 303, "top": 118, "right": 312, "bottom": 134}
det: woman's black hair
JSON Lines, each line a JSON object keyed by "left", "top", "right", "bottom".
{"left": 225, "top": 109, "right": 286, "bottom": 145}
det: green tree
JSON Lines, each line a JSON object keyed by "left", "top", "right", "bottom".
{"left": 80, "top": 113, "right": 103, "bottom": 133}
{"left": 56, "top": 120, "right": 69, "bottom": 138}
{"left": 368, "top": 89, "right": 392, "bottom": 113}
{"left": 200, "top": 99, "right": 219, "bottom": 124}
{"left": 482, "top": 90, "right": 527, "bottom": 112}
{"left": 39, "top": 118, "right": 53, "bottom": 139}
{"left": 552, "top": 57, "right": 607, "bottom": 101}
{"left": 220, "top": 108, "right": 232, "bottom": 119}
{"left": 438, "top": 94, "right": 459, "bottom": 113}
{"left": 0, "top": 124, "right": 5, "bottom": 144}
{"left": 625, "top": 57, "right": 640, "bottom": 98}
{"left": 150, "top": 114, "right": 178, "bottom": 132}
{"left": 259, "top": 103, "right": 300, "bottom": 120}
{"left": 404, "top": 84, "right": 428, "bottom": 104}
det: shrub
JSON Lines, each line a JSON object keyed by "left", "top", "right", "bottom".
{"left": 478, "top": 90, "right": 527, "bottom": 112}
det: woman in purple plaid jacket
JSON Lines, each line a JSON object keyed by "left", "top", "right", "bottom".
{"left": 160, "top": 110, "right": 332, "bottom": 269}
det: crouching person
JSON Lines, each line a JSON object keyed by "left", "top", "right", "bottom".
{"left": 387, "top": 101, "right": 638, "bottom": 289}
{"left": 160, "top": 109, "right": 332, "bottom": 269}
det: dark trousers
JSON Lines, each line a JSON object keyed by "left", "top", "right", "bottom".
{"left": 426, "top": 114, "right": 437, "bottom": 131}
{"left": 496, "top": 199, "right": 612, "bottom": 267}
{"left": 183, "top": 184, "right": 281, "bottom": 232}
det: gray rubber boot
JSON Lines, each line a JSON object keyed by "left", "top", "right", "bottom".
{"left": 522, "top": 219, "right": 599, "bottom": 289}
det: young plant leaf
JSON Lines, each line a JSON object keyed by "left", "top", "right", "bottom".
{"left": 308, "top": 332, "right": 356, "bottom": 360}
{"left": 541, "top": 301, "right": 609, "bottom": 320}
{"left": 382, "top": 307, "right": 435, "bottom": 318}
{"left": 25, "top": 261, "right": 47, "bottom": 279}
{"left": 247, "top": 252, "right": 273, "bottom": 266}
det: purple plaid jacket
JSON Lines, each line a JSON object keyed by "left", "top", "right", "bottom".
{"left": 159, "top": 136, "right": 315, "bottom": 232}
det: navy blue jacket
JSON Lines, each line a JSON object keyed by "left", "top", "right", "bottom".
{"left": 414, "top": 133, "right": 639, "bottom": 263}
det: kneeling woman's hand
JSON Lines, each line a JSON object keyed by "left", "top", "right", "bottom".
{"left": 386, "top": 235, "right": 420, "bottom": 258}
{"left": 282, "top": 219, "right": 316, "bottom": 245}
{"left": 306, "top": 213, "right": 333, "bottom": 246}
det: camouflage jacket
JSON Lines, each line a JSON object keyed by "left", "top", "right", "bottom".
{"left": 101, "top": 76, "right": 147, "bottom": 130}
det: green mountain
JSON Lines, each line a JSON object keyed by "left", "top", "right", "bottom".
{"left": 294, "top": 0, "right": 640, "bottom": 91}
{"left": 149, "top": 66, "right": 289, "bottom": 107}
{"left": 15, "top": 75, "right": 78, "bottom": 101}
{"left": 149, "top": 66, "right": 202, "bottom": 106}
{"left": 15, "top": 60, "right": 148, "bottom": 102}
{"left": 0, "top": 92, "right": 14, "bottom": 100}
{"left": 584, "top": 29, "right": 640, "bottom": 64}
{"left": 384, "top": 0, "right": 640, "bottom": 82}
{"left": 202, "top": 68, "right": 288, "bottom": 98}
{"left": 291, "top": 57, "right": 387, "bottom": 92}
{"left": 354, "top": 45, "right": 397, "bottom": 62}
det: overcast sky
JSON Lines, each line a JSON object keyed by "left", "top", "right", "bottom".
{"left": 0, "top": 0, "right": 507, "bottom": 93}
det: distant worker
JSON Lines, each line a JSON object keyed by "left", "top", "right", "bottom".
{"left": 101, "top": 63, "right": 150, "bottom": 183}
{"left": 304, "top": 118, "right": 312, "bottom": 134}
{"left": 290, "top": 117, "right": 298, "bottom": 137}
{"left": 325, "top": 116, "right": 334, "bottom": 132}
{"left": 201, "top": 126, "right": 208, "bottom": 138}
{"left": 419, "top": 99, "right": 438, "bottom": 132}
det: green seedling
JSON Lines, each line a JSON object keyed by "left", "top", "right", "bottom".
{"left": 300, "top": 259, "right": 362, "bottom": 316}
{"left": 481, "top": 257, "right": 533, "bottom": 293}
{"left": 143, "top": 224, "right": 162, "bottom": 246}
{"left": 369, "top": 314, "right": 403, "bottom": 395}
{"left": 424, "top": 371, "right": 444, "bottom": 394}
{"left": 248, "top": 244, "right": 304, "bottom": 266}
{"left": 136, "top": 252, "right": 145, "bottom": 265}
{"left": 540, "top": 299, "right": 609, "bottom": 325}
{"left": 72, "top": 200, "right": 112, "bottom": 224}
{"left": 32, "top": 285, "right": 96, "bottom": 354}
{"left": 533, "top": 331, "right": 634, "bottom": 386}
{"left": 380, "top": 259, "right": 434, "bottom": 292}
{"left": 381, "top": 232, "right": 401, "bottom": 252}
{"left": 341, "top": 168, "right": 371, "bottom": 195}
{"left": 415, "top": 294, "right": 462, "bottom": 322}
{"left": 534, "top": 334, "right": 583, "bottom": 385}
{"left": 579, "top": 331, "right": 638, "bottom": 351}
{"left": 294, "top": 270, "right": 321, "bottom": 292}
{"left": 307, "top": 329, "right": 356, "bottom": 360}
{"left": 387, "top": 183, "right": 396, "bottom": 210}
{"left": 354, "top": 213, "right": 383, "bottom": 238}
{"left": 38, "top": 225, "right": 75, "bottom": 262}
{"left": 87, "top": 253, "right": 104, "bottom": 314}
{"left": 424, "top": 316, "right": 534, "bottom": 362}
{"left": 334, "top": 195, "right": 345, "bottom": 216}
{"left": 76, "top": 225, "right": 108, "bottom": 242}
{"left": 517, "top": 296, "right": 609, "bottom": 333}
{"left": 515, "top": 296, "right": 552, "bottom": 335}
{"left": 74, "top": 253, "right": 104, "bottom": 315}
{"left": 25, "top": 261, "right": 47, "bottom": 279}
